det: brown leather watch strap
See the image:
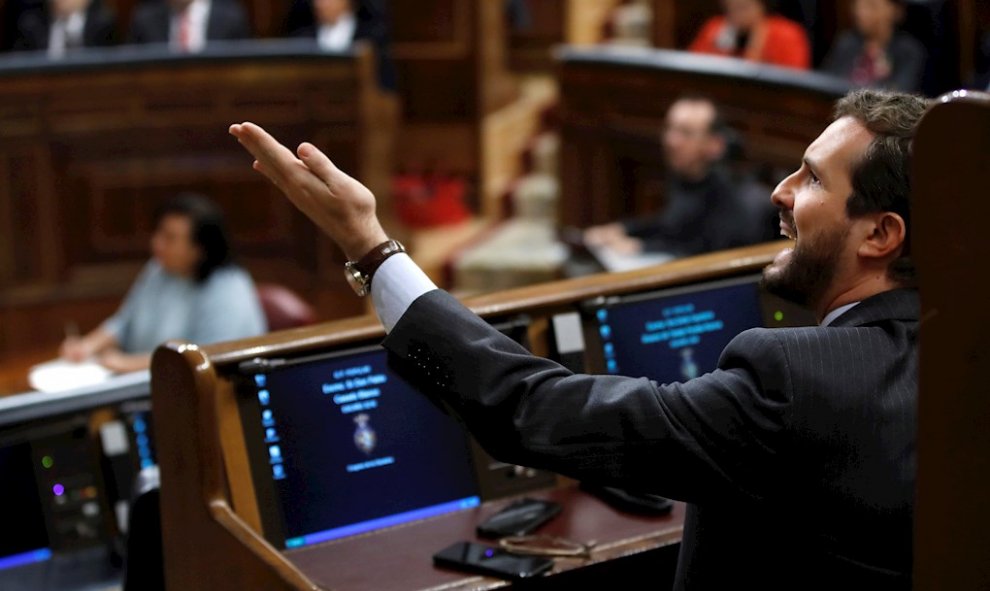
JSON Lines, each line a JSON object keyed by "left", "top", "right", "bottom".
{"left": 352, "top": 239, "right": 406, "bottom": 278}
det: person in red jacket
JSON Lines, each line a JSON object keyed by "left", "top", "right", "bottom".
{"left": 689, "top": 0, "right": 811, "bottom": 70}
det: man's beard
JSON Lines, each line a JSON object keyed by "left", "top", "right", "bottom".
{"left": 761, "top": 223, "right": 847, "bottom": 309}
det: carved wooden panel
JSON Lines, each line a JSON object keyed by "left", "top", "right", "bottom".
{"left": 0, "top": 47, "right": 390, "bottom": 358}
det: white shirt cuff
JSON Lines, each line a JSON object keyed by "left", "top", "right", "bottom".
{"left": 370, "top": 253, "right": 438, "bottom": 333}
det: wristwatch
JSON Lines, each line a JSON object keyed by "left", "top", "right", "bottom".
{"left": 344, "top": 239, "right": 406, "bottom": 297}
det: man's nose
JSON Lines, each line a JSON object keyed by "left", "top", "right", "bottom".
{"left": 770, "top": 172, "right": 797, "bottom": 210}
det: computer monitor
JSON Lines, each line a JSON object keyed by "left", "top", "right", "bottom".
{"left": 587, "top": 274, "right": 814, "bottom": 383}
{"left": 0, "top": 441, "right": 51, "bottom": 572}
{"left": 237, "top": 345, "right": 481, "bottom": 550}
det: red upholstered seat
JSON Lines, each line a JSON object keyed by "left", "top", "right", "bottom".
{"left": 255, "top": 284, "right": 318, "bottom": 331}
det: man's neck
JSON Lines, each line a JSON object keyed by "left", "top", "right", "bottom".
{"left": 815, "top": 273, "right": 902, "bottom": 323}
{"left": 672, "top": 165, "right": 714, "bottom": 185}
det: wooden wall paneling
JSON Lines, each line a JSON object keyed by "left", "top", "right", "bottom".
{"left": 391, "top": 0, "right": 519, "bottom": 212}
{"left": 0, "top": 48, "right": 392, "bottom": 359}
{"left": 477, "top": 0, "right": 518, "bottom": 117}
{"left": 913, "top": 91, "right": 990, "bottom": 590}
{"left": 0, "top": 143, "right": 60, "bottom": 289}
{"left": 567, "top": 0, "right": 623, "bottom": 45}
{"left": 508, "top": 0, "right": 566, "bottom": 71}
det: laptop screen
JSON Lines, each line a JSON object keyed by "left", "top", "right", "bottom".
{"left": 242, "top": 346, "right": 480, "bottom": 549}
{"left": 589, "top": 275, "right": 812, "bottom": 383}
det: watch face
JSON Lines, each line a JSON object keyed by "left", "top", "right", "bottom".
{"left": 344, "top": 263, "right": 369, "bottom": 297}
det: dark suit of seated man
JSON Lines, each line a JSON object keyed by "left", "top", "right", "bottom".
{"left": 13, "top": 0, "right": 117, "bottom": 56}
{"left": 584, "top": 95, "right": 772, "bottom": 257}
{"left": 230, "top": 88, "right": 930, "bottom": 589}
{"left": 129, "top": 0, "right": 249, "bottom": 53}
{"left": 288, "top": 0, "right": 396, "bottom": 91}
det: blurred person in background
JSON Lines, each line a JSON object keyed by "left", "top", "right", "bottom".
{"left": 12, "top": 0, "right": 116, "bottom": 57}
{"left": 129, "top": 0, "right": 250, "bottom": 53}
{"left": 289, "top": 0, "right": 395, "bottom": 90}
{"left": 60, "top": 194, "right": 266, "bottom": 372}
{"left": 689, "top": 0, "right": 811, "bottom": 70}
{"left": 584, "top": 95, "right": 772, "bottom": 257}
{"left": 822, "top": 0, "right": 926, "bottom": 92}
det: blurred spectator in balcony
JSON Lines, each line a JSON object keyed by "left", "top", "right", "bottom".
{"left": 822, "top": 0, "right": 926, "bottom": 92}
{"left": 129, "top": 0, "right": 250, "bottom": 53}
{"left": 12, "top": 0, "right": 116, "bottom": 57}
{"left": 689, "top": 0, "right": 811, "bottom": 70}
{"left": 289, "top": 0, "right": 395, "bottom": 90}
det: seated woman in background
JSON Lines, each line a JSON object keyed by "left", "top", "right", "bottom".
{"left": 822, "top": 0, "right": 926, "bottom": 92}
{"left": 688, "top": 0, "right": 810, "bottom": 70}
{"left": 60, "top": 193, "right": 267, "bottom": 372}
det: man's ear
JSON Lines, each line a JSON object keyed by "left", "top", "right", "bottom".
{"left": 858, "top": 211, "right": 907, "bottom": 261}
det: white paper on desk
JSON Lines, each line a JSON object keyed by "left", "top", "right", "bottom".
{"left": 28, "top": 359, "right": 113, "bottom": 393}
{"left": 587, "top": 245, "right": 676, "bottom": 273}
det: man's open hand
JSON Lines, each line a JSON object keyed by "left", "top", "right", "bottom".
{"left": 229, "top": 122, "right": 388, "bottom": 260}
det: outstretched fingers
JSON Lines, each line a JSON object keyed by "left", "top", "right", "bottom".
{"left": 230, "top": 122, "right": 307, "bottom": 186}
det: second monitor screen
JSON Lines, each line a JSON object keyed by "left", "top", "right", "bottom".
{"left": 592, "top": 277, "right": 770, "bottom": 384}
{"left": 249, "top": 347, "right": 480, "bottom": 549}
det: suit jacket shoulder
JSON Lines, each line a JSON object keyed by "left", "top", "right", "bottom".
{"left": 207, "top": 0, "right": 250, "bottom": 40}
{"left": 12, "top": 10, "right": 48, "bottom": 51}
{"left": 84, "top": 5, "right": 118, "bottom": 47}
{"left": 129, "top": 3, "right": 170, "bottom": 44}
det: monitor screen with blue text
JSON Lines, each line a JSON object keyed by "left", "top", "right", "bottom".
{"left": 243, "top": 346, "right": 480, "bottom": 549}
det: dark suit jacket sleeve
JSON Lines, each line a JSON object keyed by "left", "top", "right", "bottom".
{"left": 382, "top": 290, "right": 794, "bottom": 504}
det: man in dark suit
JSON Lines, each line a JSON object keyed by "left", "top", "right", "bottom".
{"left": 12, "top": 0, "right": 116, "bottom": 56}
{"left": 128, "top": 0, "right": 250, "bottom": 52}
{"left": 230, "top": 88, "right": 930, "bottom": 589}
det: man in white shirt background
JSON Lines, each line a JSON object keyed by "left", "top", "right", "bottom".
{"left": 289, "top": 0, "right": 395, "bottom": 90}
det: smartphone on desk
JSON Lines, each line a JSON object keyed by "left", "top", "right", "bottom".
{"left": 433, "top": 541, "right": 554, "bottom": 580}
{"left": 476, "top": 498, "right": 562, "bottom": 538}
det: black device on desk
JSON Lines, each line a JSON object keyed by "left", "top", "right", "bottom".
{"left": 433, "top": 541, "right": 554, "bottom": 580}
{"left": 476, "top": 498, "right": 561, "bottom": 538}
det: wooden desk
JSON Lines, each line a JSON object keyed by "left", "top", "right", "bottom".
{"left": 150, "top": 241, "right": 787, "bottom": 590}
{"left": 0, "top": 349, "right": 50, "bottom": 397}
{"left": 286, "top": 487, "right": 684, "bottom": 591}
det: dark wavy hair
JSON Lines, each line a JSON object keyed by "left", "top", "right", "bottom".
{"left": 153, "top": 193, "right": 232, "bottom": 283}
{"left": 834, "top": 89, "right": 932, "bottom": 286}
